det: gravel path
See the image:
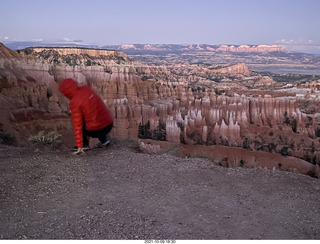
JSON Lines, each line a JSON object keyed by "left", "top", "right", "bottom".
{"left": 1, "top": 140, "right": 320, "bottom": 240}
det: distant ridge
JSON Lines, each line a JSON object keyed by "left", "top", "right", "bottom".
{"left": 20, "top": 46, "right": 125, "bottom": 58}
{"left": 2, "top": 42, "right": 320, "bottom": 74}
{"left": 101, "top": 44, "right": 287, "bottom": 53}
{"left": 3, "top": 41, "right": 97, "bottom": 50}
{"left": 4, "top": 41, "right": 287, "bottom": 53}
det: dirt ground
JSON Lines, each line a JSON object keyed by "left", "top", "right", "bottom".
{"left": 0, "top": 139, "right": 320, "bottom": 240}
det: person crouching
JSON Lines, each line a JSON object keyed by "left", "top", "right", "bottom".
{"left": 59, "top": 78, "right": 113, "bottom": 154}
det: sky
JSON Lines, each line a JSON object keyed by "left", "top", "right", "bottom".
{"left": 1, "top": 0, "right": 320, "bottom": 54}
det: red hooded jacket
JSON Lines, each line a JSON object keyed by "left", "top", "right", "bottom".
{"left": 59, "top": 78, "right": 113, "bottom": 147}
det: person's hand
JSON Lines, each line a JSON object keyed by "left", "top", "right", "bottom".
{"left": 73, "top": 147, "right": 85, "bottom": 155}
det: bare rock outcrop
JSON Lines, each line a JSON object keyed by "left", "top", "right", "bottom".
{"left": 106, "top": 44, "right": 287, "bottom": 53}
{"left": 1, "top": 43, "right": 320, "bottom": 177}
{"left": 216, "top": 44, "right": 286, "bottom": 53}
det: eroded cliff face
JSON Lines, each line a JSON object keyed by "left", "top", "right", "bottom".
{"left": 1, "top": 43, "right": 320, "bottom": 177}
{"left": 107, "top": 44, "right": 287, "bottom": 53}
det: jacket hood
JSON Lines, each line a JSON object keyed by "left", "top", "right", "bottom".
{"left": 59, "top": 78, "right": 79, "bottom": 99}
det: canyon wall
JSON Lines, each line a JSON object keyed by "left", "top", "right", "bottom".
{"left": 1, "top": 43, "right": 320, "bottom": 176}
{"left": 106, "top": 44, "right": 287, "bottom": 53}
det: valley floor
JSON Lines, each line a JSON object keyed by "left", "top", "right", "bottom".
{"left": 0, "top": 140, "right": 320, "bottom": 240}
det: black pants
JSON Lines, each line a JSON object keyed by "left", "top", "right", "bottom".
{"left": 83, "top": 123, "right": 113, "bottom": 146}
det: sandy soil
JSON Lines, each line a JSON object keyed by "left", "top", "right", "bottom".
{"left": 0, "top": 139, "right": 320, "bottom": 240}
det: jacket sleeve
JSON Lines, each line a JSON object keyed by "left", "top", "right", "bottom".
{"left": 70, "top": 102, "right": 83, "bottom": 148}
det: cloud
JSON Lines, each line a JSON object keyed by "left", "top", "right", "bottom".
{"left": 279, "top": 38, "right": 313, "bottom": 45}
{"left": 0, "top": 36, "right": 10, "bottom": 41}
{"left": 31, "top": 38, "right": 44, "bottom": 42}
{"left": 58, "top": 38, "right": 84, "bottom": 43}
{"left": 276, "top": 38, "right": 320, "bottom": 54}
{"left": 62, "top": 37, "right": 73, "bottom": 42}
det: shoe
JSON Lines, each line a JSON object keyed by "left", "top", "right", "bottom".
{"left": 72, "top": 145, "right": 90, "bottom": 151}
{"left": 95, "top": 140, "right": 110, "bottom": 148}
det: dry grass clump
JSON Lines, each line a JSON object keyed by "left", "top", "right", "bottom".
{"left": 28, "top": 131, "right": 62, "bottom": 144}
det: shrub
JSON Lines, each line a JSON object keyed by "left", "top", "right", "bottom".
{"left": 138, "top": 121, "right": 166, "bottom": 141}
{"left": 0, "top": 130, "right": 15, "bottom": 145}
{"left": 28, "top": 131, "right": 62, "bottom": 144}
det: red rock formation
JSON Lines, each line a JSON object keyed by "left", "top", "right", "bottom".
{"left": 109, "top": 44, "right": 287, "bottom": 53}
{"left": 298, "top": 80, "right": 320, "bottom": 90}
{"left": 1, "top": 43, "right": 320, "bottom": 176}
{"left": 216, "top": 44, "right": 286, "bottom": 53}
{"left": 138, "top": 139, "right": 320, "bottom": 178}
{"left": 207, "top": 63, "right": 251, "bottom": 76}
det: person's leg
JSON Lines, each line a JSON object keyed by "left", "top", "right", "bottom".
{"left": 82, "top": 122, "right": 89, "bottom": 147}
{"left": 86, "top": 124, "right": 113, "bottom": 147}
{"left": 86, "top": 123, "right": 113, "bottom": 147}
{"left": 97, "top": 123, "right": 113, "bottom": 143}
